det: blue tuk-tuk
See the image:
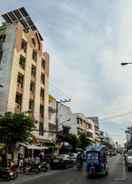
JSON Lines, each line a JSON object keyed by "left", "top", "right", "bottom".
{"left": 86, "top": 144, "right": 108, "bottom": 177}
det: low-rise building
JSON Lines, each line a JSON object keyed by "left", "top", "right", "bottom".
{"left": 70, "top": 113, "right": 96, "bottom": 143}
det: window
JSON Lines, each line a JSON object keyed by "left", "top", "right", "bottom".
{"left": 32, "top": 49, "right": 37, "bottom": 62}
{"left": 39, "top": 122, "right": 44, "bottom": 136}
{"left": 30, "top": 81, "right": 35, "bottom": 93}
{"left": 77, "top": 118, "right": 80, "bottom": 124}
{"left": 31, "top": 65, "right": 36, "bottom": 77}
{"left": 19, "top": 55, "right": 26, "bottom": 69}
{"left": 17, "top": 73, "right": 24, "bottom": 88}
{"left": 88, "top": 123, "right": 92, "bottom": 129}
{"left": 15, "top": 93, "right": 22, "bottom": 105}
{"left": 40, "top": 105, "right": 44, "bottom": 118}
{"left": 32, "top": 38, "right": 36, "bottom": 48}
{"left": 41, "top": 73, "right": 45, "bottom": 85}
{"left": 40, "top": 88, "right": 45, "bottom": 100}
{"left": 41, "top": 59, "right": 45, "bottom": 70}
{"left": 21, "top": 39, "right": 27, "bottom": 53}
{"left": 29, "top": 100, "right": 34, "bottom": 111}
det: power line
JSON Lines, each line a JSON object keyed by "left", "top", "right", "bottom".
{"left": 49, "top": 82, "right": 71, "bottom": 101}
{"left": 100, "top": 111, "right": 132, "bottom": 121}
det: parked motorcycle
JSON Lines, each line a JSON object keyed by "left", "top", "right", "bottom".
{"left": 0, "top": 167, "right": 18, "bottom": 181}
{"left": 24, "top": 163, "right": 40, "bottom": 174}
{"left": 38, "top": 161, "right": 48, "bottom": 172}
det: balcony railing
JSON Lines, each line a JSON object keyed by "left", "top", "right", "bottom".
{"left": 16, "top": 84, "right": 23, "bottom": 94}
{"left": 30, "top": 91, "right": 35, "bottom": 100}
{"left": 48, "top": 106, "right": 56, "bottom": 113}
{"left": 40, "top": 97, "right": 44, "bottom": 105}
{"left": 15, "top": 103, "right": 21, "bottom": 113}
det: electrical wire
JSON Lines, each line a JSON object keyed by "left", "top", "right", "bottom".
{"left": 100, "top": 111, "right": 132, "bottom": 121}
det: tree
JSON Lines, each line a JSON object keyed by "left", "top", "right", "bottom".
{"left": 78, "top": 132, "right": 90, "bottom": 149}
{"left": 0, "top": 112, "right": 35, "bottom": 148}
{"left": 63, "top": 133, "right": 79, "bottom": 152}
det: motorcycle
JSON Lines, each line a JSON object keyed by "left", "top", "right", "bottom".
{"left": 0, "top": 167, "right": 18, "bottom": 181}
{"left": 24, "top": 162, "right": 40, "bottom": 174}
{"left": 38, "top": 161, "right": 48, "bottom": 172}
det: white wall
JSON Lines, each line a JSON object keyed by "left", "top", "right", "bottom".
{"left": 0, "top": 24, "right": 16, "bottom": 113}
{"left": 58, "top": 103, "right": 73, "bottom": 131}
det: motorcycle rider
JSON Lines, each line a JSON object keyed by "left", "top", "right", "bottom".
{"left": 76, "top": 151, "right": 84, "bottom": 168}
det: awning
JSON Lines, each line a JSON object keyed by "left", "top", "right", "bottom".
{"left": 19, "top": 143, "right": 48, "bottom": 150}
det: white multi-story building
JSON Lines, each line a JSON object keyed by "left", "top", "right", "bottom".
{"left": 88, "top": 117, "right": 101, "bottom": 143}
{"left": 70, "top": 113, "right": 96, "bottom": 142}
{"left": 58, "top": 103, "right": 73, "bottom": 131}
{"left": 0, "top": 7, "right": 49, "bottom": 143}
{"left": 57, "top": 105, "right": 96, "bottom": 143}
{"left": 48, "top": 95, "right": 57, "bottom": 142}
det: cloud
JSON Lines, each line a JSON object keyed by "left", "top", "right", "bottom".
{"left": 1, "top": 0, "right": 132, "bottom": 144}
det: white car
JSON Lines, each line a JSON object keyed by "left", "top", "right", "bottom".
{"left": 70, "top": 153, "right": 78, "bottom": 162}
{"left": 126, "top": 149, "right": 132, "bottom": 170}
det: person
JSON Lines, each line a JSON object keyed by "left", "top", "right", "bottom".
{"left": 40, "top": 152, "right": 45, "bottom": 161}
{"left": 76, "top": 152, "right": 84, "bottom": 168}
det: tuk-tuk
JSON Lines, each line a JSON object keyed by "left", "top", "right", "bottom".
{"left": 86, "top": 144, "right": 108, "bottom": 177}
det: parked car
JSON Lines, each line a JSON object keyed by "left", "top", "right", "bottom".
{"left": 50, "top": 154, "right": 74, "bottom": 169}
{"left": 70, "top": 153, "right": 78, "bottom": 163}
{"left": 126, "top": 149, "right": 132, "bottom": 170}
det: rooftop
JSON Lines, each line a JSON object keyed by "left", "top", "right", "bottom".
{"left": 1, "top": 7, "right": 43, "bottom": 41}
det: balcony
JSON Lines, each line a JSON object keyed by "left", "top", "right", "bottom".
{"left": 16, "top": 84, "right": 23, "bottom": 94}
{"left": 48, "top": 114, "right": 56, "bottom": 125}
{"left": 87, "top": 128, "right": 93, "bottom": 134}
{"left": 15, "top": 103, "right": 21, "bottom": 113}
{"left": 31, "top": 75, "right": 36, "bottom": 82}
{"left": 48, "top": 106, "right": 56, "bottom": 113}
{"left": 40, "top": 97, "right": 44, "bottom": 105}
{"left": 30, "top": 91, "right": 35, "bottom": 100}
{"left": 40, "top": 116, "right": 44, "bottom": 122}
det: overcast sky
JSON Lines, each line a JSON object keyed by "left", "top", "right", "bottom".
{"left": 1, "top": 0, "right": 132, "bottom": 144}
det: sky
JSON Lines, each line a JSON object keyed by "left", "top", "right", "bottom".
{"left": 1, "top": 0, "right": 132, "bottom": 144}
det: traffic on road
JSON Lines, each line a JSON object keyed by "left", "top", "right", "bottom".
{"left": 0, "top": 145, "right": 131, "bottom": 184}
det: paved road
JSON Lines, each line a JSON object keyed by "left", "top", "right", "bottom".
{"left": 1, "top": 154, "right": 132, "bottom": 184}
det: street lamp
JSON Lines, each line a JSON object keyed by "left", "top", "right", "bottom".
{"left": 120, "top": 62, "right": 132, "bottom": 66}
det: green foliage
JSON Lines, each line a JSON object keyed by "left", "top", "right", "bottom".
{"left": 78, "top": 132, "right": 90, "bottom": 149}
{"left": 0, "top": 112, "right": 35, "bottom": 145}
{"left": 63, "top": 133, "right": 79, "bottom": 152}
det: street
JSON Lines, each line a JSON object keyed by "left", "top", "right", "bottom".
{"left": 1, "top": 154, "right": 132, "bottom": 184}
